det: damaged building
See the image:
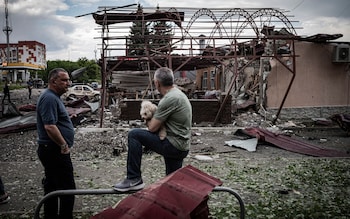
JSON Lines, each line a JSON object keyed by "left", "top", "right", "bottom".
{"left": 1, "top": 6, "right": 349, "bottom": 129}
{"left": 90, "top": 5, "right": 349, "bottom": 127}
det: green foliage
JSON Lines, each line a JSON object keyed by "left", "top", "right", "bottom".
{"left": 150, "top": 20, "right": 173, "bottom": 55}
{"left": 0, "top": 82, "right": 26, "bottom": 90}
{"left": 127, "top": 5, "right": 151, "bottom": 56}
{"left": 197, "top": 158, "right": 350, "bottom": 219}
{"left": 127, "top": 4, "right": 174, "bottom": 56}
{"left": 38, "top": 58, "right": 100, "bottom": 84}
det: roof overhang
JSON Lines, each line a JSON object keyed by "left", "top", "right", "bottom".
{"left": 93, "top": 11, "right": 185, "bottom": 27}
{"left": 0, "top": 62, "right": 44, "bottom": 70}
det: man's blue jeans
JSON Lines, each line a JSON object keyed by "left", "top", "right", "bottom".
{"left": 127, "top": 128, "right": 189, "bottom": 179}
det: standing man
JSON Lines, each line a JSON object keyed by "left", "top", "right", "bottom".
{"left": 27, "top": 78, "right": 33, "bottom": 99}
{"left": 2, "top": 80, "right": 10, "bottom": 103}
{"left": 36, "top": 68, "right": 76, "bottom": 219}
{"left": 114, "top": 67, "right": 192, "bottom": 192}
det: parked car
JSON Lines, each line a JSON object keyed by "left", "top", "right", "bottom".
{"left": 33, "top": 78, "right": 45, "bottom": 88}
{"left": 63, "top": 85, "right": 101, "bottom": 101}
{"left": 90, "top": 82, "right": 101, "bottom": 89}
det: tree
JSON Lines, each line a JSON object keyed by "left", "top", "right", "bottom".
{"left": 127, "top": 5, "right": 151, "bottom": 56}
{"left": 150, "top": 20, "right": 173, "bottom": 55}
{"left": 77, "top": 58, "right": 101, "bottom": 83}
{"left": 127, "top": 5, "right": 174, "bottom": 57}
{"left": 38, "top": 59, "right": 100, "bottom": 84}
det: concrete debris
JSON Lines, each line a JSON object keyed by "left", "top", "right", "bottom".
{"left": 319, "top": 138, "right": 328, "bottom": 143}
{"left": 225, "top": 138, "right": 258, "bottom": 152}
{"left": 330, "top": 113, "right": 350, "bottom": 135}
{"left": 193, "top": 154, "right": 214, "bottom": 161}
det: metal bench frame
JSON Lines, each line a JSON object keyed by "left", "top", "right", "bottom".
{"left": 34, "top": 186, "right": 245, "bottom": 219}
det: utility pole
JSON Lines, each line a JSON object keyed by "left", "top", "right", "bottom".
{"left": 3, "top": 0, "right": 12, "bottom": 66}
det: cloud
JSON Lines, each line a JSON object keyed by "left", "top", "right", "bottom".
{"left": 0, "top": 0, "right": 348, "bottom": 62}
{"left": 0, "top": 0, "right": 98, "bottom": 61}
{"left": 11, "top": 0, "right": 69, "bottom": 16}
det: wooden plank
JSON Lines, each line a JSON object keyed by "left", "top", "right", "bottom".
{"left": 112, "top": 74, "right": 150, "bottom": 79}
{"left": 112, "top": 70, "right": 153, "bottom": 75}
{"left": 116, "top": 86, "right": 149, "bottom": 91}
{"left": 112, "top": 79, "right": 150, "bottom": 83}
{"left": 113, "top": 82, "right": 149, "bottom": 87}
{"left": 112, "top": 75, "right": 151, "bottom": 84}
{"left": 112, "top": 79, "right": 149, "bottom": 84}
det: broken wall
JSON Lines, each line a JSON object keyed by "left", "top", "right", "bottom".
{"left": 119, "top": 96, "right": 232, "bottom": 124}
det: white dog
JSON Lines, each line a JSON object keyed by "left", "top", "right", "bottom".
{"left": 140, "top": 100, "right": 167, "bottom": 140}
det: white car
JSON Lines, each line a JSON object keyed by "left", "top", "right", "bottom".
{"left": 64, "top": 85, "right": 101, "bottom": 101}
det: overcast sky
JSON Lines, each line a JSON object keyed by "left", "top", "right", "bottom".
{"left": 1, "top": 0, "right": 349, "bottom": 61}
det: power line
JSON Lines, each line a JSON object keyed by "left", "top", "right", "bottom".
{"left": 291, "top": 0, "right": 305, "bottom": 11}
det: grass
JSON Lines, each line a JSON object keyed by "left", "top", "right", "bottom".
{"left": 1, "top": 158, "right": 349, "bottom": 219}
{"left": 205, "top": 158, "right": 350, "bottom": 219}
{"left": 0, "top": 83, "right": 27, "bottom": 91}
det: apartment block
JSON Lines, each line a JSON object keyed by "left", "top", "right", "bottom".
{"left": 0, "top": 40, "right": 47, "bottom": 82}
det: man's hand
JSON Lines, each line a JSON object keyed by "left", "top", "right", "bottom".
{"left": 145, "top": 119, "right": 151, "bottom": 128}
{"left": 60, "top": 144, "right": 70, "bottom": 154}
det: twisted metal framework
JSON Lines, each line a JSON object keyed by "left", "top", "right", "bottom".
{"left": 92, "top": 6, "right": 300, "bottom": 126}
{"left": 93, "top": 6, "right": 299, "bottom": 62}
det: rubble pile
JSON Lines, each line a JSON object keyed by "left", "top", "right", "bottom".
{"left": 234, "top": 111, "right": 273, "bottom": 128}
{"left": 73, "top": 128, "right": 128, "bottom": 161}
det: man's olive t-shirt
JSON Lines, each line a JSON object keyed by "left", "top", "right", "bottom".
{"left": 154, "top": 87, "right": 192, "bottom": 151}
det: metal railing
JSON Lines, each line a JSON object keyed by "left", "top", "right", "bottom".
{"left": 34, "top": 186, "right": 245, "bottom": 219}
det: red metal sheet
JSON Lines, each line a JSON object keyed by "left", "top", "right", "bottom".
{"left": 91, "top": 165, "right": 222, "bottom": 219}
{"left": 243, "top": 127, "right": 350, "bottom": 157}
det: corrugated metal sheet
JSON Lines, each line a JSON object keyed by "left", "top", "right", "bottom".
{"left": 91, "top": 165, "right": 222, "bottom": 219}
{"left": 243, "top": 127, "right": 350, "bottom": 157}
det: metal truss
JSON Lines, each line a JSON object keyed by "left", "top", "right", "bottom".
{"left": 91, "top": 6, "right": 300, "bottom": 126}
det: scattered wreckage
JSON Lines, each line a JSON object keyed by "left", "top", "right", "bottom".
{"left": 225, "top": 127, "right": 350, "bottom": 157}
{"left": 0, "top": 88, "right": 349, "bottom": 158}
{"left": 0, "top": 96, "right": 100, "bottom": 134}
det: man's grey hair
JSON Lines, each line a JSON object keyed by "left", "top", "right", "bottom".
{"left": 154, "top": 67, "right": 174, "bottom": 86}
{"left": 48, "top": 68, "right": 68, "bottom": 83}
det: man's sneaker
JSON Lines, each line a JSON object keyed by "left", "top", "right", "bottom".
{"left": 113, "top": 178, "right": 145, "bottom": 192}
{"left": 0, "top": 193, "right": 10, "bottom": 204}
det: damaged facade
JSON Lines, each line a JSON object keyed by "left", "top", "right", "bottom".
{"left": 92, "top": 5, "right": 349, "bottom": 126}
{"left": 1, "top": 6, "right": 348, "bottom": 129}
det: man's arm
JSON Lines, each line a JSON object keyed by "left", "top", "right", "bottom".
{"left": 146, "top": 117, "right": 163, "bottom": 133}
{"left": 44, "top": 124, "right": 70, "bottom": 154}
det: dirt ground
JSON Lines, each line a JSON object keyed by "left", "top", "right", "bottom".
{"left": 0, "top": 88, "right": 349, "bottom": 218}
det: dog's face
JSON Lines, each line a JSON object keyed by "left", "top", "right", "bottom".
{"left": 140, "top": 100, "right": 157, "bottom": 120}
